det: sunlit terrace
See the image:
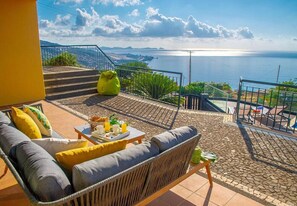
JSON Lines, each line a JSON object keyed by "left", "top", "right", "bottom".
{"left": 1, "top": 1, "right": 297, "bottom": 206}
{"left": 1, "top": 37, "right": 297, "bottom": 206}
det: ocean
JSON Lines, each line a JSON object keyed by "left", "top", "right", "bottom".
{"left": 103, "top": 49, "right": 297, "bottom": 89}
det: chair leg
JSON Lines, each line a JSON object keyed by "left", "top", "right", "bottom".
{"left": 0, "top": 165, "right": 8, "bottom": 178}
{"left": 205, "top": 163, "right": 213, "bottom": 187}
{"left": 4, "top": 165, "right": 8, "bottom": 175}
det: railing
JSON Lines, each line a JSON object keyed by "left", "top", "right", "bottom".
{"left": 40, "top": 45, "right": 183, "bottom": 107}
{"left": 183, "top": 95, "right": 200, "bottom": 110}
{"left": 236, "top": 78, "right": 297, "bottom": 133}
{"left": 204, "top": 83, "right": 230, "bottom": 112}
{"left": 41, "top": 45, "right": 114, "bottom": 70}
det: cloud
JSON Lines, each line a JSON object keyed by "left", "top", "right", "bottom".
{"left": 54, "top": 0, "right": 83, "bottom": 4}
{"left": 185, "top": 16, "right": 220, "bottom": 38}
{"left": 146, "top": 7, "right": 158, "bottom": 17}
{"left": 39, "top": 7, "right": 254, "bottom": 40}
{"left": 39, "top": 19, "right": 53, "bottom": 28}
{"left": 55, "top": 14, "right": 72, "bottom": 26}
{"left": 237, "top": 27, "right": 254, "bottom": 39}
{"left": 92, "top": 15, "right": 141, "bottom": 36}
{"left": 129, "top": 9, "right": 140, "bottom": 17}
{"left": 141, "top": 11, "right": 185, "bottom": 37}
{"left": 293, "top": 38, "right": 297, "bottom": 41}
{"left": 39, "top": 14, "right": 72, "bottom": 28}
{"left": 92, "top": 0, "right": 142, "bottom": 7}
{"left": 75, "top": 7, "right": 99, "bottom": 27}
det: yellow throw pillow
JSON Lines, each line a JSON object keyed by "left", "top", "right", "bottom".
{"left": 11, "top": 107, "right": 42, "bottom": 139}
{"left": 56, "top": 140, "right": 128, "bottom": 171}
{"left": 23, "top": 105, "right": 53, "bottom": 136}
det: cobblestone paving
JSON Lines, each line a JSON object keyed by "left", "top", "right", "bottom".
{"left": 57, "top": 94, "right": 297, "bottom": 206}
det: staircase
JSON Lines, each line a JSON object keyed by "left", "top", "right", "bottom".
{"left": 44, "top": 69, "right": 99, "bottom": 100}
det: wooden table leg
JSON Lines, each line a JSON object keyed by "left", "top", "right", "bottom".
{"left": 205, "top": 162, "right": 213, "bottom": 187}
{"left": 78, "top": 133, "right": 81, "bottom": 139}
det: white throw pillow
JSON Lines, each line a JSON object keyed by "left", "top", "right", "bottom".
{"left": 32, "top": 138, "right": 88, "bottom": 157}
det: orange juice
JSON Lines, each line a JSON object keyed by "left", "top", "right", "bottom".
{"left": 121, "top": 123, "right": 127, "bottom": 133}
{"left": 104, "top": 122, "right": 111, "bottom": 132}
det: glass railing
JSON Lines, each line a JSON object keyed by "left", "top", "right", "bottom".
{"left": 204, "top": 83, "right": 230, "bottom": 112}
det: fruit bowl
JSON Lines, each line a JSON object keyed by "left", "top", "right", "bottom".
{"left": 88, "top": 116, "right": 108, "bottom": 131}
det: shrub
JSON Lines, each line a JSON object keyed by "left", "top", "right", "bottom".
{"left": 116, "top": 61, "right": 152, "bottom": 90}
{"left": 44, "top": 52, "right": 79, "bottom": 66}
{"left": 131, "top": 72, "right": 181, "bottom": 105}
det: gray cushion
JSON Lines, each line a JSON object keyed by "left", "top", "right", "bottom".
{"left": 151, "top": 126, "right": 198, "bottom": 152}
{"left": 16, "top": 141, "right": 73, "bottom": 201}
{"left": 0, "top": 124, "right": 31, "bottom": 158}
{"left": 0, "top": 111, "right": 13, "bottom": 126}
{"left": 73, "top": 141, "right": 159, "bottom": 191}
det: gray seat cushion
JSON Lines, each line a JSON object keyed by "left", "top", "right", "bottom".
{"left": 16, "top": 141, "right": 73, "bottom": 202}
{"left": 0, "top": 124, "right": 31, "bottom": 158}
{"left": 73, "top": 142, "right": 159, "bottom": 191}
{"left": 151, "top": 126, "right": 198, "bottom": 152}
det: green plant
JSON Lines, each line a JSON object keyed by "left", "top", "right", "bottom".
{"left": 44, "top": 52, "right": 79, "bottom": 66}
{"left": 131, "top": 72, "right": 180, "bottom": 105}
{"left": 116, "top": 61, "right": 152, "bottom": 90}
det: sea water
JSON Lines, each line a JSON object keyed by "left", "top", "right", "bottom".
{"left": 105, "top": 49, "right": 297, "bottom": 89}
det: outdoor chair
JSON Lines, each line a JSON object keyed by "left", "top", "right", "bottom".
{"left": 265, "top": 105, "right": 287, "bottom": 119}
{"left": 0, "top": 104, "right": 213, "bottom": 206}
{"left": 251, "top": 105, "right": 288, "bottom": 128}
{"left": 284, "top": 116, "right": 297, "bottom": 132}
{"left": 264, "top": 105, "right": 288, "bottom": 127}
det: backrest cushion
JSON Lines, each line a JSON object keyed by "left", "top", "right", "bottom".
{"left": 43, "top": 130, "right": 64, "bottom": 139}
{"left": 151, "top": 126, "right": 198, "bottom": 152}
{"left": 0, "top": 124, "right": 31, "bottom": 158}
{"left": 56, "top": 140, "right": 128, "bottom": 172}
{"left": 23, "top": 105, "right": 53, "bottom": 137}
{"left": 11, "top": 107, "right": 42, "bottom": 139}
{"left": 16, "top": 141, "right": 73, "bottom": 202}
{"left": 0, "top": 111, "right": 13, "bottom": 126}
{"left": 32, "top": 138, "right": 88, "bottom": 157}
{"left": 73, "top": 141, "right": 159, "bottom": 191}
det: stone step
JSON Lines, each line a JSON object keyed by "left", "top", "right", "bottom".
{"left": 44, "top": 75, "right": 99, "bottom": 86}
{"left": 45, "top": 81, "right": 97, "bottom": 94}
{"left": 43, "top": 69, "right": 99, "bottom": 80}
{"left": 46, "top": 88, "right": 98, "bottom": 100}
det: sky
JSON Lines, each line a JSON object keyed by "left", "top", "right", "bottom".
{"left": 37, "top": 0, "right": 297, "bottom": 51}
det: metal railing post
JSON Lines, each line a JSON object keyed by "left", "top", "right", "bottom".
{"left": 236, "top": 78, "right": 243, "bottom": 121}
{"left": 178, "top": 74, "right": 182, "bottom": 109}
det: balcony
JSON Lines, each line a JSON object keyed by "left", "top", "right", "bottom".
{"left": 0, "top": 45, "right": 296, "bottom": 206}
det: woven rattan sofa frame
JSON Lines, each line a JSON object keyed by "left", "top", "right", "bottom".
{"left": 0, "top": 104, "right": 212, "bottom": 206}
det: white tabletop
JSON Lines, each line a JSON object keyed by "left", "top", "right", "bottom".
{"left": 75, "top": 124, "right": 145, "bottom": 143}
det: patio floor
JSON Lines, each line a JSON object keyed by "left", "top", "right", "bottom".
{"left": 0, "top": 99, "right": 265, "bottom": 206}
{"left": 55, "top": 93, "right": 297, "bottom": 206}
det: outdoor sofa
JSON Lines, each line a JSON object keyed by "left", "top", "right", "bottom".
{"left": 0, "top": 104, "right": 212, "bottom": 206}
